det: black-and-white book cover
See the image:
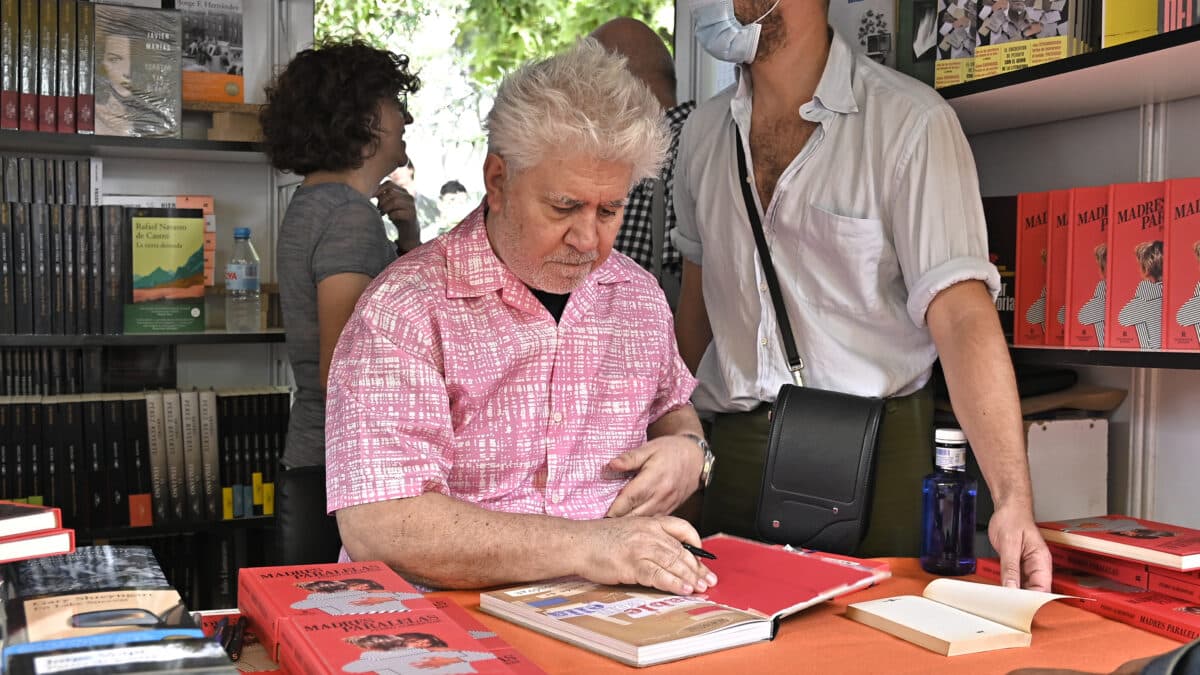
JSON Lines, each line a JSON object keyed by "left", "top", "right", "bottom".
{"left": 93, "top": 3, "right": 181, "bottom": 138}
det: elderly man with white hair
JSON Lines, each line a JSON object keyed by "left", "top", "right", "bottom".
{"left": 325, "top": 39, "right": 717, "bottom": 596}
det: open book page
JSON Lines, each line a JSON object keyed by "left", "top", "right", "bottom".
{"left": 923, "top": 578, "right": 1072, "bottom": 632}
{"left": 698, "top": 535, "right": 890, "bottom": 619}
{"left": 845, "top": 595, "right": 1031, "bottom": 656}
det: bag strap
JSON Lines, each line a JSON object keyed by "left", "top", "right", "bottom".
{"left": 733, "top": 124, "right": 805, "bottom": 386}
{"left": 649, "top": 177, "right": 666, "bottom": 284}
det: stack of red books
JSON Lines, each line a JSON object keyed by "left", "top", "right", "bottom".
{"left": 0, "top": 501, "right": 74, "bottom": 564}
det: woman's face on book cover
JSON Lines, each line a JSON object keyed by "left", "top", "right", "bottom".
{"left": 103, "top": 36, "right": 134, "bottom": 98}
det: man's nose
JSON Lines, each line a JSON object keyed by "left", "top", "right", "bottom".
{"left": 564, "top": 217, "right": 599, "bottom": 252}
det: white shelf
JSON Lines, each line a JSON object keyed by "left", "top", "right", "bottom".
{"left": 943, "top": 26, "right": 1200, "bottom": 134}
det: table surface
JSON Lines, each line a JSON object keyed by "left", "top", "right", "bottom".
{"left": 431, "top": 558, "right": 1180, "bottom": 674}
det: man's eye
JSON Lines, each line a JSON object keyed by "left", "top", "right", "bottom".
{"left": 599, "top": 209, "right": 619, "bottom": 219}
{"left": 552, "top": 205, "right": 576, "bottom": 215}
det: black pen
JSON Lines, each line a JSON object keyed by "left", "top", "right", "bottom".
{"left": 225, "top": 617, "right": 246, "bottom": 662}
{"left": 682, "top": 542, "right": 717, "bottom": 560}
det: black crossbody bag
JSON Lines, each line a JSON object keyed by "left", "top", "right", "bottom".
{"left": 733, "top": 126, "right": 885, "bottom": 555}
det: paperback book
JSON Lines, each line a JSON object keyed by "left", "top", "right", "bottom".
{"left": 1039, "top": 515, "right": 1200, "bottom": 570}
{"left": 179, "top": 0, "right": 244, "bottom": 104}
{"left": 93, "top": 3, "right": 181, "bottom": 138}
{"left": 1165, "top": 177, "right": 1200, "bottom": 351}
{"left": 479, "top": 535, "right": 890, "bottom": 667}
{"left": 1065, "top": 185, "right": 1111, "bottom": 348}
{"left": 124, "top": 208, "right": 205, "bottom": 333}
{"left": 1106, "top": 182, "right": 1166, "bottom": 351}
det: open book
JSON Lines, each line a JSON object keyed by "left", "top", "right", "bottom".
{"left": 844, "top": 579, "right": 1073, "bottom": 656}
{"left": 479, "top": 534, "right": 890, "bottom": 667}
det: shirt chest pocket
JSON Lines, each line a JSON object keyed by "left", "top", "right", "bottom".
{"left": 773, "top": 202, "right": 891, "bottom": 314}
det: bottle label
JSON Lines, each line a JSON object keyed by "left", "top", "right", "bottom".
{"left": 935, "top": 445, "right": 966, "bottom": 470}
{"left": 225, "top": 263, "right": 259, "bottom": 292}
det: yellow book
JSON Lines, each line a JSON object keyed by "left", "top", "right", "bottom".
{"left": 1104, "top": 1, "right": 1159, "bottom": 47}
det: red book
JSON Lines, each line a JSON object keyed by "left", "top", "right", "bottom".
{"left": 1046, "top": 189, "right": 1072, "bottom": 345}
{"left": 974, "top": 556, "right": 1000, "bottom": 582}
{"left": 1106, "top": 182, "right": 1166, "bottom": 350}
{"left": 1065, "top": 185, "right": 1111, "bottom": 347}
{"left": 1052, "top": 569, "right": 1200, "bottom": 643}
{"left": 237, "top": 561, "right": 432, "bottom": 662}
{"left": 1148, "top": 572, "right": 1200, "bottom": 604}
{"left": 1039, "top": 515, "right": 1200, "bottom": 571}
{"left": 428, "top": 598, "right": 547, "bottom": 675}
{"left": 278, "top": 609, "right": 518, "bottom": 675}
{"left": 1015, "top": 191, "right": 1051, "bottom": 345}
{"left": 0, "top": 527, "right": 74, "bottom": 563}
{"left": 0, "top": 500, "right": 62, "bottom": 537}
{"left": 1049, "top": 543, "right": 1149, "bottom": 589}
{"left": 1164, "top": 177, "right": 1200, "bottom": 351}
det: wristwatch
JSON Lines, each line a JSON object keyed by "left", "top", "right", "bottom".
{"left": 682, "top": 433, "right": 717, "bottom": 491}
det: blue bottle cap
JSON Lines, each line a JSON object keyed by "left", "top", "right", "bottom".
{"left": 234, "top": 227, "right": 251, "bottom": 239}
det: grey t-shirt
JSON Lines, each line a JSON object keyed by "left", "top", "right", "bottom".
{"left": 278, "top": 183, "right": 396, "bottom": 468}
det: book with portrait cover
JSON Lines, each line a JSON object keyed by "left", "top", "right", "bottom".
{"left": 93, "top": 3, "right": 181, "bottom": 138}
{"left": 480, "top": 535, "right": 890, "bottom": 667}
{"left": 1106, "top": 182, "right": 1166, "bottom": 351}
{"left": 238, "top": 561, "right": 430, "bottom": 662}
{"left": 1164, "top": 177, "right": 1200, "bottom": 351}
{"left": 1045, "top": 189, "right": 1072, "bottom": 345}
{"left": 1015, "top": 191, "right": 1050, "bottom": 345}
{"left": 278, "top": 610, "right": 521, "bottom": 675}
{"left": 427, "top": 597, "right": 547, "bottom": 675}
{"left": 0, "top": 545, "right": 202, "bottom": 655}
{"left": 124, "top": 207, "right": 205, "bottom": 333}
{"left": 1039, "top": 515, "right": 1200, "bottom": 571}
{"left": 1065, "top": 185, "right": 1110, "bottom": 348}
{"left": 179, "top": 0, "right": 243, "bottom": 104}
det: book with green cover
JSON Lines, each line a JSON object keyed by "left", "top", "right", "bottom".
{"left": 124, "top": 208, "right": 205, "bottom": 333}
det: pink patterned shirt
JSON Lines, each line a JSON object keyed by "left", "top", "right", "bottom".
{"left": 325, "top": 205, "right": 696, "bottom": 521}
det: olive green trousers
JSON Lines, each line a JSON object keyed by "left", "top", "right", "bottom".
{"left": 699, "top": 387, "right": 933, "bottom": 557}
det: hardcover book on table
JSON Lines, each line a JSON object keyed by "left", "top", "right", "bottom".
{"left": 238, "top": 561, "right": 430, "bottom": 661}
{"left": 1051, "top": 568, "right": 1200, "bottom": 643}
{"left": 479, "top": 534, "right": 890, "bottom": 667}
{"left": 1038, "top": 515, "right": 1200, "bottom": 570}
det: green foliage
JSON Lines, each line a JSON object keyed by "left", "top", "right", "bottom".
{"left": 456, "top": 0, "right": 674, "bottom": 84}
{"left": 314, "top": 0, "right": 429, "bottom": 47}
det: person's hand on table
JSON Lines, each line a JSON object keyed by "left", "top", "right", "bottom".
{"left": 605, "top": 434, "right": 705, "bottom": 518}
{"left": 989, "top": 501, "right": 1053, "bottom": 591}
{"left": 574, "top": 515, "right": 716, "bottom": 596}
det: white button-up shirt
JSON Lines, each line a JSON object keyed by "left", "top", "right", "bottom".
{"left": 672, "top": 32, "right": 999, "bottom": 414}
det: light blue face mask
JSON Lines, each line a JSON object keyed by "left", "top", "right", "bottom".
{"left": 691, "top": 0, "right": 783, "bottom": 64}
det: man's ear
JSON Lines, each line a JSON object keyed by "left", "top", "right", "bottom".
{"left": 483, "top": 153, "right": 507, "bottom": 213}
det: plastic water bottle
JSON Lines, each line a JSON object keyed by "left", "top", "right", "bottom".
{"left": 225, "top": 227, "right": 261, "bottom": 333}
{"left": 920, "top": 428, "right": 977, "bottom": 576}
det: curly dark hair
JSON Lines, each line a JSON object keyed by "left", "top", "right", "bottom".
{"left": 260, "top": 40, "right": 421, "bottom": 175}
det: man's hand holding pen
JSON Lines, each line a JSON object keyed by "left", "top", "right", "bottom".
{"left": 573, "top": 516, "right": 718, "bottom": 597}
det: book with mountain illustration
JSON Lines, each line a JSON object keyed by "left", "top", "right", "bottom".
{"left": 124, "top": 207, "right": 206, "bottom": 333}
{"left": 479, "top": 534, "right": 890, "bottom": 667}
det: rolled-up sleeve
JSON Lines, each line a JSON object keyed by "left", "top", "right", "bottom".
{"left": 648, "top": 349, "right": 698, "bottom": 425}
{"left": 670, "top": 118, "right": 705, "bottom": 266}
{"left": 891, "top": 104, "right": 1000, "bottom": 328}
{"left": 325, "top": 304, "right": 453, "bottom": 513}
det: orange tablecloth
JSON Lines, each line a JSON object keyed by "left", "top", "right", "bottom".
{"left": 430, "top": 558, "right": 1180, "bottom": 674}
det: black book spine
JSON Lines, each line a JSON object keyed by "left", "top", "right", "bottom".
{"left": 11, "top": 395, "right": 24, "bottom": 499}
{"left": 123, "top": 392, "right": 150, "bottom": 525}
{"left": 60, "top": 395, "right": 86, "bottom": 528}
{"left": 218, "top": 393, "right": 233, "bottom": 520}
{"left": 16, "top": 156, "right": 30, "bottom": 203}
{"left": 86, "top": 205, "right": 101, "bottom": 335}
{"left": 2, "top": 157, "right": 17, "bottom": 202}
{"left": 251, "top": 392, "right": 264, "bottom": 516}
{"left": 79, "top": 346, "right": 100, "bottom": 393}
{"left": 0, "top": 202, "right": 13, "bottom": 334}
{"left": 45, "top": 158, "right": 57, "bottom": 205}
{"left": 100, "top": 205, "right": 122, "bottom": 335}
{"left": 47, "top": 346, "right": 61, "bottom": 395}
{"left": 26, "top": 397, "right": 42, "bottom": 504}
{"left": 102, "top": 394, "right": 126, "bottom": 527}
{"left": 48, "top": 204, "right": 62, "bottom": 334}
{"left": 41, "top": 396, "right": 59, "bottom": 508}
{"left": 0, "top": 399, "right": 10, "bottom": 500}
{"left": 73, "top": 205, "right": 86, "bottom": 333}
{"left": 82, "top": 394, "right": 108, "bottom": 527}
{"left": 28, "top": 203, "right": 49, "bottom": 335}
{"left": 235, "top": 394, "right": 249, "bottom": 518}
{"left": 30, "top": 157, "right": 44, "bottom": 204}
{"left": 12, "top": 203, "right": 31, "bottom": 334}
{"left": 62, "top": 159, "right": 77, "bottom": 205}
{"left": 60, "top": 205, "right": 74, "bottom": 334}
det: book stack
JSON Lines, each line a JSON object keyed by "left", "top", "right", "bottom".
{"left": 0, "top": 499, "right": 73, "bottom": 563}
{"left": 237, "top": 561, "right": 545, "bottom": 674}
{"left": 976, "top": 514, "right": 1200, "bottom": 643}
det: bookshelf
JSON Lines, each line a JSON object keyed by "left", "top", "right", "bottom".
{"left": 943, "top": 25, "right": 1200, "bottom": 134}
{"left": 0, "top": 130, "right": 267, "bottom": 163}
{"left": 0, "top": 330, "right": 286, "bottom": 347}
{"left": 78, "top": 516, "right": 276, "bottom": 542}
{"left": 1009, "top": 347, "right": 1200, "bottom": 371}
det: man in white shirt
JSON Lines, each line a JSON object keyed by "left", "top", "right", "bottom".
{"left": 673, "top": 0, "right": 1050, "bottom": 590}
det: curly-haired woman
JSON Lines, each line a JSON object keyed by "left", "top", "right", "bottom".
{"left": 260, "top": 40, "right": 420, "bottom": 564}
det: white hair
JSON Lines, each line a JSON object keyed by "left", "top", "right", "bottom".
{"left": 485, "top": 37, "right": 669, "bottom": 187}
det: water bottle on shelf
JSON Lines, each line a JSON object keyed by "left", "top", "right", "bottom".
{"left": 225, "top": 227, "right": 261, "bottom": 333}
{"left": 920, "top": 428, "right": 977, "bottom": 576}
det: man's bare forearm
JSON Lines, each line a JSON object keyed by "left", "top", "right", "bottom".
{"left": 337, "top": 493, "right": 588, "bottom": 589}
{"left": 927, "top": 282, "right": 1033, "bottom": 510}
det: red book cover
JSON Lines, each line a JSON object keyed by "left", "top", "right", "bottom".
{"left": 1049, "top": 543, "right": 1149, "bottom": 589}
{"left": 1106, "top": 182, "right": 1166, "bottom": 350}
{"left": 1, "top": 0, "right": 17, "bottom": 128}
{"left": 279, "top": 609, "right": 517, "bottom": 675}
{"left": 0, "top": 500, "right": 62, "bottom": 536}
{"left": 1052, "top": 569, "right": 1200, "bottom": 643}
{"left": 195, "top": 609, "right": 280, "bottom": 673}
{"left": 1149, "top": 572, "right": 1200, "bottom": 604}
{"left": 1039, "top": 515, "right": 1200, "bottom": 571}
{"left": 238, "top": 561, "right": 431, "bottom": 662}
{"left": 1151, "top": 567, "right": 1200, "bottom": 583}
{"left": 1015, "top": 191, "right": 1050, "bottom": 345}
{"left": 0, "top": 527, "right": 74, "bottom": 564}
{"left": 1066, "top": 185, "right": 1111, "bottom": 347}
{"left": 1046, "top": 189, "right": 1072, "bottom": 345}
{"left": 18, "top": 0, "right": 36, "bottom": 130}
{"left": 1164, "top": 177, "right": 1200, "bottom": 351}
{"left": 36, "top": 0, "right": 56, "bottom": 132}
{"left": 974, "top": 556, "right": 1000, "bottom": 582}
{"left": 428, "top": 598, "right": 547, "bottom": 675}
